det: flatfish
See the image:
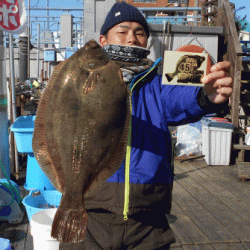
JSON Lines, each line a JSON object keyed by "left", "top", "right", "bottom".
{"left": 165, "top": 54, "right": 205, "bottom": 83}
{"left": 32, "top": 40, "right": 130, "bottom": 243}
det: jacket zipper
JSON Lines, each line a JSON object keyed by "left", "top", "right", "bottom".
{"left": 123, "top": 58, "right": 162, "bottom": 220}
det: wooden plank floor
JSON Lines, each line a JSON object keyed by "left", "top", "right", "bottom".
{"left": 1, "top": 159, "right": 250, "bottom": 249}
{"left": 169, "top": 159, "right": 250, "bottom": 249}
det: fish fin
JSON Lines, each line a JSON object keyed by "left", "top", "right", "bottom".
{"left": 51, "top": 193, "right": 87, "bottom": 243}
{"left": 32, "top": 62, "right": 66, "bottom": 192}
{"left": 165, "top": 73, "right": 174, "bottom": 82}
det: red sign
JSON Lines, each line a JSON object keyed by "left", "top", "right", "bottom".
{"left": 0, "top": 0, "right": 27, "bottom": 34}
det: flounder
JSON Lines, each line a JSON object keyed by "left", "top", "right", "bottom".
{"left": 165, "top": 54, "right": 205, "bottom": 83}
{"left": 32, "top": 40, "right": 130, "bottom": 243}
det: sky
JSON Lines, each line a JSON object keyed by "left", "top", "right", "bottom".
{"left": 24, "top": 0, "right": 83, "bottom": 9}
{"left": 24, "top": 0, "right": 84, "bottom": 17}
{"left": 222, "top": 0, "right": 249, "bottom": 24}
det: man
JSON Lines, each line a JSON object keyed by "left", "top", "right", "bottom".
{"left": 82, "top": 2, "right": 233, "bottom": 249}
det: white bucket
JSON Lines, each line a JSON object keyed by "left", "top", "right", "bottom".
{"left": 30, "top": 208, "right": 60, "bottom": 250}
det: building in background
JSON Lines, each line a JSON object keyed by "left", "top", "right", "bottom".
{"left": 119, "top": 0, "right": 201, "bottom": 21}
{"left": 84, "top": 0, "right": 201, "bottom": 42}
{"left": 124, "top": 0, "right": 198, "bottom": 8}
{"left": 84, "top": 0, "right": 117, "bottom": 43}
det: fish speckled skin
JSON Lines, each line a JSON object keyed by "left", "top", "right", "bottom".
{"left": 32, "top": 40, "right": 130, "bottom": 243}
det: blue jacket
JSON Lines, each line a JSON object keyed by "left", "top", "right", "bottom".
{"left": 85, "top": 59, "right": 213, "bottom": 216}
{"left": 107, "top": 58, "right": 208, "bottom": 186}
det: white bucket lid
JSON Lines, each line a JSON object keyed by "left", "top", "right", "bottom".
{"left": 246, "top": 126, "right": 250, "bottom": 133}
{"left": 30, "top": 208, "right": 58, "bottom": 239}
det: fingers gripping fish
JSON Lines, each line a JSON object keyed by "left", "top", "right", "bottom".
{"left": 32, "top": 40, "right": 130, "bottom": 243}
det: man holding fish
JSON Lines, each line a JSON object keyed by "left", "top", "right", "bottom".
{"left": 33, "top": 1, "right": 233, "bottom": 249}
{"left": 81, "top": 2, "right": 232, "bottom": 249}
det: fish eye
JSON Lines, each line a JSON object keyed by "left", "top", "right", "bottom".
{"left": 88, "top": 62, "right": 95, "bottom": 67}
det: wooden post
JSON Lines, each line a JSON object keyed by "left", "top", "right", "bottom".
{"left": 218, "top": 0, "right": 243, "bottom": 128}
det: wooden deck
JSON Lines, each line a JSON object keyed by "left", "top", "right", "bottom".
{"left": 170, "top": 159, "right": 250, "bottom": 249}
{"left": 1, "top": 159, "right": 250, "bottom": 249}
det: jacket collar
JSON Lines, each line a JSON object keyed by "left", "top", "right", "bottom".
{"left": 130, "top": 57, "right": 162, "bottom": 91}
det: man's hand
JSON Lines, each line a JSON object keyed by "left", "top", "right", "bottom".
{"left": 201, "top": 61, "right": 233, "bottom": 104}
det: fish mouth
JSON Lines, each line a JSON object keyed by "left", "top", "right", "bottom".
{"left": 83, "top": 39, "right": 100, "bottom": 50}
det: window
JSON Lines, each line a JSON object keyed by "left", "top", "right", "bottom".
{"left": 168, "top": 0, "right": 186, "bottom": 4}
{"left": 133, "top": 0, "right": 157, "bottom": 3}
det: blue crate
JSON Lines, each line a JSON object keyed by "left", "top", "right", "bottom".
{"left": 24, "top": 153, "right": 55, "bottom": 191}
{"left": 10, "top": 116, "right": 55, "bottom": 190}
{"left": 10, "top": 116, "right": 36, "bottom": 153}
{"left": 22, "top": 190, "right": 62, "bottom": 222}
{"left": 65, "top": 47, "right": 78, "bottom": 59}
{"left": 10, "top": 116, "right": 35, "bottom": 153}
{"left": 44, "top": 50, "right": 56, "bottom": 61}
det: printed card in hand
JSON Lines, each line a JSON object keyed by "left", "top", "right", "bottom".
{"left": 162, "top": 51, "right": 208, "bottom": 87}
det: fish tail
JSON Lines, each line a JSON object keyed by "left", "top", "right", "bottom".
{"left": 165, "top": 73, "right": 174, "bottom": 82}
{"left": 51, "top": 194, "right": 87, "bottom": 243}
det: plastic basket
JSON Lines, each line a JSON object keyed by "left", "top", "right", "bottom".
{"left": 10, "top": 116, "right": 36, "bottom": 153}
{"left": 24, "top": 153, "right": 55, "bottom": 191}
{"left": 22, "top": 190, "right": 62, "bottom": 222}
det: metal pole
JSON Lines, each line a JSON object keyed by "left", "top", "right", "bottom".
{"left": 194, "top": 0, "right": 199, "bottom": 26}
{"left": 28, "top": 0, "right": 30, "bottom": 79}
{"left": 47, "top": 0, "right": 49, "bottom": 30}
{"left": 9, "top": 35, "right": 19, "bottom": 179}
{"left": 9, "top": 34, "right": 19, "bottom": 177}
{"left": 185, "top": 0, "right": 190, "bottom": 24}
{"left": 28, "top": 7, "right": 84, "bottom": 11}
{"left": 208, "top": 0, "right": 212, "bottom": 23}
{"left": 19, "top": 28, "right": 29, "bottom": 83}
{"left": 37, "top": 23, "right": 40, "bottom": 80}
{"left": 162, "top": 20, "right": 166, "bottom": 60}
{"left": 82, "top": 0, "right": 84, "bottom": 45}
{"left": 9, "top": 34, "right": 16, "bottom": 122}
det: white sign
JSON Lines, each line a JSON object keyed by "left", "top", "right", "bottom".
{"left": 0, "top": 0, "right": 27, "bottom": 34}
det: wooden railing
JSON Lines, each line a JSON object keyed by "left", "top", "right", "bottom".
{"left": 202, "top": 0, "right": 243, "bottom": 127}
{"left": 217, "top": 0, "right": 243, "bottom": 128}
{"left": 202, "top": 0, "right": 250, "bottom": 167}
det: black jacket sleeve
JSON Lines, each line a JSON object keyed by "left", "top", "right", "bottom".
{"left": 197, "top": 88, "right": 229, "bottom": 113}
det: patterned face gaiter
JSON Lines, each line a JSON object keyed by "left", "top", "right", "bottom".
{"left": 103, "top": 44, "right": 154, "bottom": 83}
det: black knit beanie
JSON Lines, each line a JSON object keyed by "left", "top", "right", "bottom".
{"left": 100, "top": 2, "right": 149, "bottom": 37}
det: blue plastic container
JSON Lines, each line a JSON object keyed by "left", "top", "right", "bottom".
{"left": 22, "top": 190, "right": 62, "bottom": 222}
{"left": 202, "top": 117, "right": 234, "bottom": 130}
{"left": 65, "top": 47, "right": 78, "bottom": 59}
{"left": 0, "top": 110, "right": 10, "bottom": 178}
{"left": 10, "top": 116, "right": 55, "bottom": 191}
{"left": 44, "top": 50, "right": 56, "bottom": 61}
{"left": 25, "top": 153, "right": 55, "bottom": 191}
{"left": 10, "top": 116, "right": 36, "bottom": 153}
{"left": 0, "top": 238, "right": 11, "bottom": 250}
